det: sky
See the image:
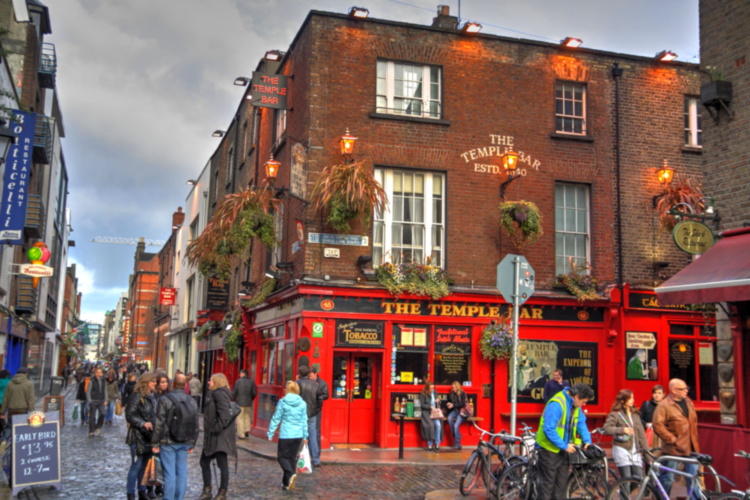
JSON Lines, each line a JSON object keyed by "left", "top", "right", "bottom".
{"left": 50, "top": 0, "right": 700, "bottom": 324}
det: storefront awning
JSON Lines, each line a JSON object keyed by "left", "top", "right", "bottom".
{"left": 655, "top": 227, "right": 750, "bottom": 305}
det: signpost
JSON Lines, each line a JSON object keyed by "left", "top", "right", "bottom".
{"left": 496, "top": 254, "right": 535, "bottom": 436}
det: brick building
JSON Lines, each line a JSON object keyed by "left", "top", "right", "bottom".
{"left": 125, "top": 239, "right": 159, "bottom": 365}
{"left": 190, "top": 7, "right": 715, "bottom": 448}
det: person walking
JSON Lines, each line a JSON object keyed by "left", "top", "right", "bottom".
{"left": 151, "top": 373, "right": 199, "bottom": 500}
{"left": 104, "top": 369, "right": 119, "bottom": 425}
{"left": 542, "top": 369, "right": 571, "bottom": 403}
{"left": 297, "top": 365, "right": 324, "bottom": 467}
{"left": 535, "top": 383, "right": 594, "bottom": 500}
{"left": 155, "top": 372, "right": 170, "bottom": 399}
{"left": 199, "top": 373, "right": 236, "bottom": 500}
{"left": 604, "top": 389, "right": 650, "bottom": 480}
{"left": 311, "top": 365, "right": 328, "bottom": 453}
{"left": 125, "top": 372, "right": 157, "bottom": 500}
{"left": 76, "top": 371, "right": 91, "bottom": 426}
{"left": 189, "top": 373, "right": 202, "bottom": 410}
{"left": 640, "top": 384, "right": 665, "bottom": 449}
{"left": 122, "top": 373, "right": 137, "bottom": 406}
{"left": 267, "top": 380, "right": 308, "bottom": 491}
{"left": 652, "top": 378, "right": 701, "bottom": 499}
{"left": 418, "top": 381, "right": 442, "bottom": 452}
{"left": 0, "top": 370, "right": 11, "bottom": 435}
{"left": 0, "top": 367, "right": 35, "bottom": 423}
{"left": 445, "top": 381, "right": 468, "bottom": 450}
{"left": 87, "top": 367, "right": 108, "bottom": 436}
{"left": 232, "top": 369, "right": 257, "bottom": 440}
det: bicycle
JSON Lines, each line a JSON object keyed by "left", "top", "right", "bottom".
{"left": 720, "top": 450, "right": 750, "bottom": 500}
{"left": 566, "top": 444, "right": 609, "bottom": 499}
{"left": 459, "top": 421, "right": 527, "bottom": 497}
{"left": 591, "top": 426, "right": 621, "bottom": 485}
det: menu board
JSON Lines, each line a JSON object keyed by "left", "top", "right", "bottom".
{"left": 434, "top": 326, "right": 471, "bottom": 385}
{"left": 11, "top": 416, "right": 61, "bottom": 496}
{"left": 42, "top": 396, "right": 65, "bottom": 426}
{"left": 206, "top": 275, "right": 230, "bottom": 309}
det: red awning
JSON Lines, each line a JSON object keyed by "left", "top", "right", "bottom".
{"left": 654, "top": 227, "right": 750, "bottom": 305}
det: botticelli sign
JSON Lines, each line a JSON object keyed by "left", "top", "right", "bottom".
{"left": 672, "top": 220, "right": 715, "bottom": 255}
{"left": 335, "top": 320, "right": 384, "bottom": 347}
{"left": 19, "top": 264, "right": 54, "bottom": 278}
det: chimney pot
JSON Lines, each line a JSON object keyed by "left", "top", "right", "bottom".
{"left": 432, "top": 4, "right": 458, "bottom": 29}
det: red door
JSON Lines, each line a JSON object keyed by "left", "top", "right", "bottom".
{"left": 328, "top": 353, "right": 379, "bottom": 444}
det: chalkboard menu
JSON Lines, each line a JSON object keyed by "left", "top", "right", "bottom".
{"left": 206, "top": 275, "right": 230, "bottom": 309}
{"left": 434, "top": 326, "right": 471, "bottom": 385}
{"left": 42, "top": 396, "right": 64, "bottom": 426}
{"left": 12, "top": 415, "right": 61, "bottom": 496}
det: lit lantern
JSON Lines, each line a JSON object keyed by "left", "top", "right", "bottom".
{"left": 657, "top": 159, "right": 675, "bottom": 184}
{"left": 502, "top": 150, "right": 519, "bottom": 171}
{"left": 340, "top": 128, "right": 357, "bottom": 157}
{"left": 264, "top": 155, "right": 281, "bottom": 180}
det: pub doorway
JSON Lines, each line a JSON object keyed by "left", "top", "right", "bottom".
{"left": 328, "top": 352, "right": 380, "bottom": 444}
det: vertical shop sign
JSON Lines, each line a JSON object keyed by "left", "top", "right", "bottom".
{"left": 206, "top": 275, "right": 229, "bottom": 309}
{"left": 625, "top": 331, "right": 658, "bottom": 380}
{"left": 1, "top": 110, "right": 36, "bottom": 243}
{"left": 159, "top": 287, "right": 176, "bottom": 305}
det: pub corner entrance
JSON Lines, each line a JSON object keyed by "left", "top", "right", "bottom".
{"left": 328, "top": 352, "right": 381, "bottom": 445}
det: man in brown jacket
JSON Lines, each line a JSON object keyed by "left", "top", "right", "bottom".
{"left": 652, "top": 378, "right": 700, "bottom": 499}
{"left": 0, "top": 367, "right": 35, "bottom": 419}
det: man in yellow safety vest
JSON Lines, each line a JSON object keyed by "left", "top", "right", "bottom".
{"left": 535, "top": 383, "right": 595, "bottom": 500}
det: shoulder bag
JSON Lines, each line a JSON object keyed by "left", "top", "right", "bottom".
{"left": 430, "top": 406, "right": 444, "bottom": 419}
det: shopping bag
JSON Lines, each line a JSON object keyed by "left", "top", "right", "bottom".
{"left": 154, "top": 456, "right": 164, "bottom": 486}
{"left": 72, "top": 402, "right": 79, "bottom": 422}
{"left": 296, "top": 443, "right": 313, "bottom": 474}
{"left": 115, "top": 399, "right": 123, "bottom": 416}
{"left": 430, "top": 407, "right": 444, "bottom": 419}
{"left": 141, "top": 456, "right": 156, "bottom": 486}
{"left": 644, "top": 426, "right": 654, "bottom": 447}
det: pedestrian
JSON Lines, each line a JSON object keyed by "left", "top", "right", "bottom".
{"left": 155, "top": 372, "right": 170, "bottom": 399}
{"left": 297, "top": 365, "right": 324, "bottom": 466}
{"left": 652, "top": 378, "right": 701, "bottom": 499}
{"left": 86, "top": 367, "right": 107, "bottom": 436}
{"left": 0, "top": 367, "right": 35, "bottom": 425}
{"left": 640, "top": 384, "right": 665, "bottom": 449}
{"left": 232, "top": 369, "right": 257, "bottom": 440}
{"left": 125, "top": 372, "right": 157, "bottom": 500}
{"left": 62, "top": 364, "right": 70, "bottom": 389}
{"left": 445, "top": 381, "right": 468, "bottom": 450}
{"left": 542, "top": 369, "right": 571, "bottom": 403}
{"left": 418, "top": 381, "right": 442, "bottom": 452}
{"left": 189, "top": 373, "right": 202, "bottom": 410}
{"left": 535, "top": 383, "right": 594, "bottom": 500}
{"left": 310, "top": 365, "right": 328, "bottom": 453}
{"left": 0, "top": 370, "right": 11, "bottom": 435}
{"left": 76, "top": 371, "right": 91, "bottom": 426}
{"left": 604, "top": 389, "right": 650, "bottom": 480}
{"left": 105, "top": 369, "right": 119, "bottom": 425}
{"left": 199, "top": 373, "right": 236, "bottom": 500}
{"left": 267, "top": 380, "right": 308, "bottom": 491}
{"left": 151, "top": 373, "right": 199, "bottom": 500}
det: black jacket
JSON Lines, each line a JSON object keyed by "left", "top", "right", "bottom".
{"left": 76, "top": 378, "right": 89, "bottom": 401}
{"left": 122, "top": 380, "right": 136, "bottom": 404}
{"left": 232, "top": 376, "right": 257, "bottom": 407}
{"left": 152, "top": 389, "right": 199, "bottom": 447}
{"left": 126, "top": 391, "right": 156, "bottom": 456}
{"left": 640, "top": 398, "right": 659, "bottom": 425}
{"left": 447, "top": 390, "right": 468, "bottom": 415}
{"left": 203, "top": 386, "right": 237, "bottom": 457}
{"left": 297, "top": 377, "right": 323, "bottom": 418}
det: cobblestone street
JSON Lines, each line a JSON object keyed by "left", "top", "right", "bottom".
{"left": 1, "top": 387, "right": 462, "bottom": 499}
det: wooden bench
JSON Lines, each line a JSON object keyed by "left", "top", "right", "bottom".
{"left": 391, "top": 413, "right": 484, "bottom": 459}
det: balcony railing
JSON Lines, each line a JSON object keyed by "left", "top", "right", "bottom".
{"left": 24, "top": 194, "right": 46, "bottom": 239}
{"left": 38, "top": 43, "right": 57, "bottom": 89}
{"left": 33, "top": 115, "right": 52, "bottom": 164}
{"left": 15, "top": 276, "right": 38, "bottom": 315}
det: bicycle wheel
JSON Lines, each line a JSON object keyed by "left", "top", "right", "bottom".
{"left": 459, "top": 451, "right": 484, "bottom": 496}
{"left": 496, "top": 461, "right": 529, "bottom": 500}
{"left": 566, "top": 469, "right": 608, "bottom": 499}
{"left": 605, "top": 477, "right": 659, "bottom": 500}
{"left": 708, "top": 494, "right": 745, "bottom": 500}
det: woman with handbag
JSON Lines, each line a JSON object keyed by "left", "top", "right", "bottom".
{"left": 446, "top": 381, "right": 468, "bottom": 450}
{"left": 418, "top": 381, "right": 443, "bottom": 452}
{"left": 604, "top": 389, "right": 650, "bottom": 480}
{"left": 267, "top": 381, "right": 308, "bottom": 491}
{"left": 125, "top": 372, "right": 157, "bottom": 500}
{"left": 200, "top": 373, "right": 236, "bottom": 500}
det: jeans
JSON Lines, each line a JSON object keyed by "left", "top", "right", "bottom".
{"left": 307, "top": 415, "right": 320, "bottom": 465}
{"left": 659, "top": 459, "right": 700, "bottom": 500}
{"left": 105, "top": 400, "right": 115, "bottom": 422}
{"left": 447, "top": 410, "right": 464, "bottom": 447}
{"left": 428, "top": 418, "right": 443, "bottom": 448}
{"left": 200, "top": 451, "right": 228, "bottom": 489}
{"left": 126, "top": 444, "right": 148, "bottom": 494}
{"left": 89, "top": 400, "right": 105, "bottom": 432}
{"left": 79, "top": 401, "right": 89, "bottom": 423}
{"left": 160, "top": 443, "right": 191, "bottom": 500}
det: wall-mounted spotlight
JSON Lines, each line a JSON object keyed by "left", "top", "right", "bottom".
{"left": 264, "top": 50, "right": 283, "bottom": 61}
{"left": 561, "top": 37, "right": 583, "bottom": 48}
{"left": 461, "top": 22, "right": 482, "bottom": 34}
{"left": 212, "top": 130, "right": 226, "bottom": 138}
{"left": 234, "top": 76, "right": 251, "bottom": 86}
{"left": 655, "top": 50, "right": 678, "bottom": 62}
{"left": 357, "top": 255, "right": 376, "bottom": 279}
{"left": 186, "top": 179, "right": 197, "bottom": 186}
{"left": 348, "top": 6, "right": 369, "bottom": 18}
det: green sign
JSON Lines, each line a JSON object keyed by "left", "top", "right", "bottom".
{"left": 672, "top": 220, "right": 715, "bottom": 255}
{"left": 312, "top": 322, "right": 324, "bottom": 338}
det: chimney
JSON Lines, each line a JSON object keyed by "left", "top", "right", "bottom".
{"left": 172, "top": 207, "right": 185, "bottom": 230}
{"left": 432, "top": 5, "right": 458, "bottom": 30}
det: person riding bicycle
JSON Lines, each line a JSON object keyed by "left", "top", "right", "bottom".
{"left": 535, "top": 383, "right": 595, "bottom": 500}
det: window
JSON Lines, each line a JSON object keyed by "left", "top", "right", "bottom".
{"left": 555, "top": 183, "right": 590, "bottom": 274}
{"left": 226, "top": 146, "right": 235, "bottom": 187}
{"left": 185, "top": 277, "right": 194, "bottom": 322}
{"left": 189, "top": 216, "right": 200, "bottom": 242}
{"left": 684, "top": 97, "right": 702, "bottom": 148}
{"left": 555, "top": 82, "right": 586, "bottom": 135}
{"left": 392, "top": 324, "right": 472, "bottom": 386}
{"left": 667, "top": 323, "right": 717, "bottom": 403}
{"left": 373, "top": 169, "right": 445, "bottom": 267}
{"left": 393, "top": 325, "right": 429, "bottom": 385}
{"left": 376, "top": 60, "right": 441, "bottom": 119}
{"left": 274, "top": 109, "right": 286, "bottom": 145}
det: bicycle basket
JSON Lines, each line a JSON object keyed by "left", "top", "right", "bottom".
{"left": 568, "top": 448, "right": 590, "bottom": 465}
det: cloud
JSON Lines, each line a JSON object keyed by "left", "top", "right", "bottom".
{"left": 68, "top": 257, "right": 125, "bottom": 324}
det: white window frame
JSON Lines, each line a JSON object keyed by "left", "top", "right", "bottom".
{"left": 555, "top": 82, "right": 587, "bottom": 135}
{"left": 554, "top": 182, "right": 590, "bottom": 275}
{"left": 684, "top": 97, "right": 702, "bottom": 148}
{"left": 274, "top": 109, "right": 286, "bottom": 146}
{"left": 373, "top": 168, "right": 445, "bottom": 268}
{"left": 226, "top": 145, "right": 235, "bottom": 187}
{"left": 376, "top": 60, "right": 442, "bottom": 119}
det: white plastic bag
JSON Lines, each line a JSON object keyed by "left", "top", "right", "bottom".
{"left": 72, "top": 401, "right": 80, "bottom": 422}
{"left": 296, "top": 442, "right": 313, "bottom": 474}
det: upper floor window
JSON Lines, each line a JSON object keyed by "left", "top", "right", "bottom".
{"left": 555, "top": 182, "right": 590, "bottom": 275}
{"left": 226, "top": 146, "right": 235, "bottom": 187}
{"left": 684, "top": 97, "right": 702, "bottom": 148}
{"left": 274, "top": 109, "right": 286, "bottom": 146}
{"left": 376, "top": 60, "right": 441, "bottom": 119}
{"left": 555, "top": 82, "right": 586, "bottom": 135}
{"left": 373, "top": 169, "right": 445, "bottom": 267}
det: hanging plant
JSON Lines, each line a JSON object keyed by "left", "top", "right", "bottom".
{"left": 186, "top": 186, "right": 278, "bottom": 279}
{"left": 554, "top": 258, "right": 603, "bottom": 302}
{"left": 223, "top": 311, "right": 243, "bottom": 362}
{"left": 375, "top": 256, "right": 450, "bottom": 300}
{"left": 310, "top": 160, "right": 389, "bottom": 233}
{"left": 195, "top": 320, "right": 218, "bottom": 341}
{"left": 241, "top": 278, "right": 277, "bottom": 309}
{"left": 498, "top": 200, "right": 543, "bottom": 250}
{"left": 652, "top": 178, "right": 704, "bottom": 233}
{"left": 479, "top": 322, "right": 514, "bottom": 361}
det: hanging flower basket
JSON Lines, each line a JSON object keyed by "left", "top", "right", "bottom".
{"left": 375, "top": 257, "right": 450, "bottom": 300}
{"left": 554, "top": 258, "right": 603, "bottom": 302}
{"left": 479, "top": 322, "right": 514, "bottom": 361}
{"left": 195, "top": 320, "right": 218, "bottom": 341}
{"left": 240, "top": 278, "right": 277, "bottom": 309}
{"left": 498, "top": 200, "right": 543, "bottom": 250}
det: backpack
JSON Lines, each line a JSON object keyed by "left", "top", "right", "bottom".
{"left": 166, "top": 393, "right": 198, "bottom": 443}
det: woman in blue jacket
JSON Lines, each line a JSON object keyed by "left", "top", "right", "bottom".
{"left": 267, "top": 380, "right": 308, "bottom": 491}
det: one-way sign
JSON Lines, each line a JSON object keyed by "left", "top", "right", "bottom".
{"left": 496, "top": 254, "right": 535, "bottom": 305}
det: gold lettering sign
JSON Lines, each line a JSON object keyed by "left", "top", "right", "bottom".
{"left": 672, "top": 220, "right": 715, "bottom": 255}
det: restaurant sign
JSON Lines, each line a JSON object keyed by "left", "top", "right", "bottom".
{"left": 0, "top": 110, "right": 35, "bottom": 243}
{"left": 250, "top": 72, "right": 288, "bottom": 109}
{"left": 335, "top": 320, "right": 384, "bottom": 348}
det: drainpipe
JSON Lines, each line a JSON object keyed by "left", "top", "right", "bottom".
{"left": 612, "top": 63, "right": 624, "bottom": 307}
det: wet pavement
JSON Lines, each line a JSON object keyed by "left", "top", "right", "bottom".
{"left": 0, "top": 386, "right": 464, "bottom": 499}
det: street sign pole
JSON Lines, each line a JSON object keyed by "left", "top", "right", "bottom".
{"left": 510, "top": 256, "right": 521, "bottom": 437}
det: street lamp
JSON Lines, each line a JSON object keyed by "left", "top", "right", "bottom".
{"left": 264, "top": 154, "right": 281, "bottom": 181}
{"left": 340, "top": 128, "right": 357, "bottom": 162}
{"left": 499, "top": 149, "right": 521, "bottom": 200}
{"left": 657, "top": 159, "right": 675, "bottom": 184}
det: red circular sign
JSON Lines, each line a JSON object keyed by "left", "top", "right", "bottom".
{"left": 577, "top": 310, "right": 590, "bottom": 321}
{"left": 320, "top": 299, "right": 335, "bottom": 311}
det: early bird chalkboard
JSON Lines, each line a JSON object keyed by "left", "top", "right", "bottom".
{"left": 11, "top": 414, "right": 61, "bottom": 496}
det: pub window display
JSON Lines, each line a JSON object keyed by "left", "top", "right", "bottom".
{"left": 392, "top": 325, "right": 429, "bottom": 385}
{"left": 668, "top": 323, "right": 718, "bottom": 403}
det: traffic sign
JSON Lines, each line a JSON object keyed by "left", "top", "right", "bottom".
{"left": 496, "top": 254, "right": 535, "bottom": 305}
